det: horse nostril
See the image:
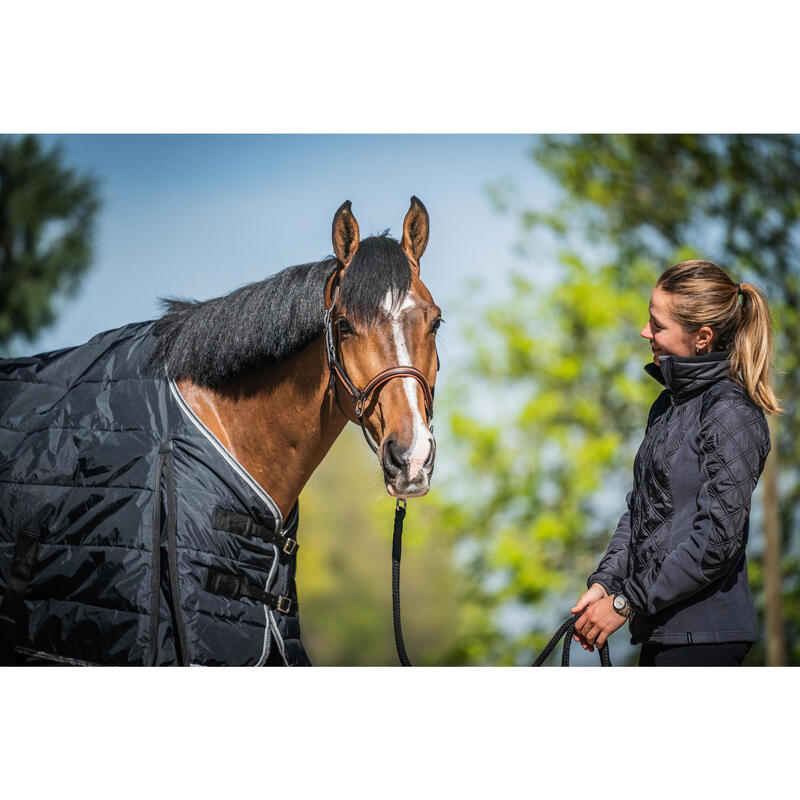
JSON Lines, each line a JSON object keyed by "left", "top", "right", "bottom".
{"left": 383, "top": 436, "right": 408, "bottom": 473}
{"left": 423, "top": 437, "right": 436, "bottom": 468}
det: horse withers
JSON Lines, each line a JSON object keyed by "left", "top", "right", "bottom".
{"left": 0, "top": 197, "right": 441, "bottom": 666}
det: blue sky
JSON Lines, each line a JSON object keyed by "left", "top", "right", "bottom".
{"left": 29, "top": 135, "right": 554, "bottom": 360}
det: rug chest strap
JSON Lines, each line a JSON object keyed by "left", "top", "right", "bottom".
{"left": 0, "top": 530, "right": 41, "bottom": 665}
{"left": 212, "top": 507, "right": 297, "bottom": 556}
{"left": 204, "top": 569, "right": 293, "bottom": 614}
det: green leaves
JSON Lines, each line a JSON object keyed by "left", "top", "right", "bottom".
{"left": 435, "top": 245, "right": 658, "bottom": 663}
{"left": 439, "top": 134, "right": 800, "bottom": 666}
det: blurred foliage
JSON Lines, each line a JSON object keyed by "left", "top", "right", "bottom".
{"left": 0, "top": 135, "right": 100, "bottom": 350}
{"left": 437, "top": 257, "right": 657, "bottom": 665}
{"left": 443, "top": 134, "right": 800, "bottom": 665}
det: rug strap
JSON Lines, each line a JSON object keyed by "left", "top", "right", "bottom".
{"left": 212, "top": 507, "right": 297, "bottom": 556}
{"left": 204, "top": 569, "right": 294, "bottom": 615}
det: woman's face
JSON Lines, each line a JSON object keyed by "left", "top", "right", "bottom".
{"left": 640, "top": 285, "right": 699, "bottom": 363}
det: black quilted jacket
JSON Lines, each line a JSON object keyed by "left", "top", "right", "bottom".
{"left": 588, "top": 351, "right": 770, "bottom": 645}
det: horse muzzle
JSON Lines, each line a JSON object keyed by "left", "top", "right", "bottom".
{"left": 381, "top": 433, "right": 436, "bottom": 498}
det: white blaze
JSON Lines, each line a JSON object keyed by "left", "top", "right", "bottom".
{"left": 381, "top": 290, "right": 433, "bottom": 477}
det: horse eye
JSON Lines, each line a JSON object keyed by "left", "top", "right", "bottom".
{"left": 431, "top": 317, "right": 443, "bottom": 334}
{"left": 336, "top": 318, "right": 355, "bottom": 336}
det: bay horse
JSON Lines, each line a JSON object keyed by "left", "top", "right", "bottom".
{"left": 0, "top": 197, "right": 441, "bottom": 666}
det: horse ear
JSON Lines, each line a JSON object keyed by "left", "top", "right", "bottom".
{"left": 401, "top": 196, "right": 429, "bottom": 269}
{"left": 332, "top": 200, "right": 360, "bottom": 270}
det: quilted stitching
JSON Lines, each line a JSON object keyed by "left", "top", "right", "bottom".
{"left": 589, "top": 354, "right": 770, "bottom": 643}
{"left": 697, "top": 395, "right": 767, "bottom": 577}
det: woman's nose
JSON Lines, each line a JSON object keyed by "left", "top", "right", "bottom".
{"left": 641, "top": 323, "right": 652, "bottom": 339}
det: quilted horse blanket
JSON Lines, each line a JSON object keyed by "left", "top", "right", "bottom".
{"left": 0, "top": 321, "right": 309, "bottom": 666}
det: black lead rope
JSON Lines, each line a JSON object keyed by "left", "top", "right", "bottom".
{"left": 530, "top": 614, "right": 611, "bottom": 667}
{"left": 392, "top": 499, "right": 412, "bottom": 666}
{"left": 391, "top": 500, "right": 611, "bottom": 667}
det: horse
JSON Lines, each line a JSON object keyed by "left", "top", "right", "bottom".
{"left": 0, "top": 197, "right": 441, "bottom": 666}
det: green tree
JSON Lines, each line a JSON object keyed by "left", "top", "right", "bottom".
{"left": 439, "top": 259, "right": 657, "bottom": 665}
{"left": 0, "top": 135, "right": 100, "bottom": 349}
{"left": 441, "top": 134, "right": 800, "bottom": 665}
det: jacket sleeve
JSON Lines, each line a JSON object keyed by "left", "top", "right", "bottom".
{"left": 587, "top": 491, "right": 632, "bottom": 595}
{"left": 586, "top": 391, "right": 669, "bottom": 596}
{"left": 622, "top": 397, "right": 770, "bottom": 616}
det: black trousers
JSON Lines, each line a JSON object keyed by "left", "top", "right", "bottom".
{"left": 639, "top": 641, "right": 752, "bottom": 666}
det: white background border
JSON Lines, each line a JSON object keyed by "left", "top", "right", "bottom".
{"left": 3, "top": 2, "right": 798, "bottom": 796}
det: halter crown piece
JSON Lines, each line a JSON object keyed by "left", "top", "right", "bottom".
{"left": 323, "top": 279, "right": 436, "bottom": 454}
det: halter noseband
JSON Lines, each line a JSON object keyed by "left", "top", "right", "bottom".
{"left": 323, "top": 280, "right": 436, "bottom": 455}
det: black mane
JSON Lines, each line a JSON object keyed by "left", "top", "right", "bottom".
{"left": 150, "top": 234, "right": 412, "bottom": 389}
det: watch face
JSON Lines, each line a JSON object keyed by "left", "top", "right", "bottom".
{"left": 613, "top": 595, "right": 625, "bottom": 611}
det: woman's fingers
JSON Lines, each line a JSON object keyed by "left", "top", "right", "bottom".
{"left": 571, "top": 594, "right": 590, "bottom": 614}
{"left": 584, "top": 624, "right": 599, "bottom": 646}
{"left": 578, "top": 596, "right": 626, "bottom": 650}
{"left": 571, "top": 584, "right": 606, "bottom": 614}
{"left": 573, "top": 633, "right": 592, "bottom": 651}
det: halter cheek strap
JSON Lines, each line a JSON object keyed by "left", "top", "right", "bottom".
{"left": 323, "top": 282, "right": 437, "bottom": 455}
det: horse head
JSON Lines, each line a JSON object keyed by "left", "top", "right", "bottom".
{"left": 324, "top": 197, "right": 440, "bottom": 498}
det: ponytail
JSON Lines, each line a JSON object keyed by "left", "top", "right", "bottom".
{"left": 731, "top": 283, "right": 783, "bottom": 414}
{"left": 657, "top": 260, "right": 783, "bottom": 414}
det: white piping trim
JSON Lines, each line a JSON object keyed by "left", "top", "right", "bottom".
{"left": 168, "top": 378, "right": 283, "bottom": 527}
{"left": 168, "top": 377, "right": 289, "bottom": 666}
{"left": 268, "top": 609, "right": 289, "bottom": 665}
{"left": 256, "top": 607, "right": 272, "bottom": 666}
{"left": 255, "top": 542, "right": 282, "bottom": 666}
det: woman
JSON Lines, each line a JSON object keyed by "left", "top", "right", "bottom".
{"left": 571, "top": 260, "right": 780, "bottom": 666}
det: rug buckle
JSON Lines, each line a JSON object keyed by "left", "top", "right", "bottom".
{"left": 276, "top": 596, "right": 293, "bottom": 614}
{"left": 282, "top": 537, "right": 298, "bottom": 556}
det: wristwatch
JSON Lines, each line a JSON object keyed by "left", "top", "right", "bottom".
{"left": 612, "top": 593, "right": 634, "bottom": 619}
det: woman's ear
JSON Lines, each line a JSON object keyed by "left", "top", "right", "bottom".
{"left": 332, "top": 200, "right": 360, "bottom": 270}
{"left": 695, "top": 325, "right": 714, "bottom": 353}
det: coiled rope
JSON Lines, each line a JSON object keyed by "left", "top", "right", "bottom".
{"left": 391, "top": 499, "right": 611, "bottom": 667}
{"left": 530, "top": 613, "right": 611, "bottom": 667}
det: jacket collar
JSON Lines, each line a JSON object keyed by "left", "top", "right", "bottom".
{"left": 644, "top": 351, "right": 730, "bottom": 403}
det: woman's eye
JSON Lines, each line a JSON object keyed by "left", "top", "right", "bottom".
{"left": 431, "top": 317, "right": 444, "bottom": 334}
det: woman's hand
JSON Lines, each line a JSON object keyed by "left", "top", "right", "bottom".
{"left": 571, "top": 583, "right": 607, "bottom": 614}
{"left": 570, "top": 584, "right": 608, "bottom": 651}
{"left": 574, "top": 594, "right": 627, "bottom": 649}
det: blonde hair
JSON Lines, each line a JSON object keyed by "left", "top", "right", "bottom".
{"left": 657, "top": 260, "right": 782, "bottom": 414}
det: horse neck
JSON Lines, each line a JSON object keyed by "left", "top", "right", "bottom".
{"left": 176, "top": 335, "right": 348, "bottom": 521}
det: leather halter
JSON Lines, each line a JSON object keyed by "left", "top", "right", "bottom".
{"left": 323, "top": 280, "right": 436, "bottom": 455}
